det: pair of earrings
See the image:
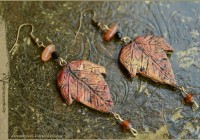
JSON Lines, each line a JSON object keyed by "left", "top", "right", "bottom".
{"left": 10, "top": 9, "right": 199, "bottom": 137}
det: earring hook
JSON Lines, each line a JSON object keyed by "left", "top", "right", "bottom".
{"left": 74, "top": 9, "right": 96, "bottom": 40}
{"left": 9, "top": 23, "right": 34, "bottom": 53}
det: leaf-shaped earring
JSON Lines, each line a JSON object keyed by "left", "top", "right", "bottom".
{"left": 82, "top": 9, "right": 199, "bottom": 111}
{"left": 10, "top": 23, "right": 138, "bottom": 137}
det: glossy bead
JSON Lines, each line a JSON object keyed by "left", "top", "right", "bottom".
{"left": 115, "top": 31, "right": 122, "bottom": 40}
{"left": 41, "top": 45, "right": 55, "bottom": 61}
{"left": 185, "top": 93, "right": 193, "bottom": 103}
{"left": 52, "top": 51, "right": 59, "bottom": 60}
{"left": 120, "top": 120, "right": 132, "bottom": 130}
{"left": 103, "top": 24, "right": 118, "bottom": 41}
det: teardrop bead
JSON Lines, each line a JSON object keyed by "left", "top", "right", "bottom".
{"left": 41, "top": 45, "right": 55, "bottom": 61}
{"left": 103, "top": 24, "right": 118, "bottom": 42}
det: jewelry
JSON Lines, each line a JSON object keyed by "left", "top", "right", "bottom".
{"left": 80, "top": 9, "right": 199, "bottom": 112}
{"left": 10, "top": 23, "right": 138, "bottom": 137}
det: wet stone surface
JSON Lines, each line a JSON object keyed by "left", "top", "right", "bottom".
{"left": 1, "top": 1, "right": 200, "bottom": 139}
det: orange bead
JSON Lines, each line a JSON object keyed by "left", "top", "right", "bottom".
{"left": 103, "top": 24, "right": 118, "bottom": 42}
{"left": 41, "top": 45, "right": 55, "bottom": 61}
{"left": 120, "top": 120, "right": 132, "bottom": 130}
{"left": 185, "top": 93, "right": 193, "bottom": 103}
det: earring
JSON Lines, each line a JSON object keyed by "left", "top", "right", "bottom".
{"left": 10, "top": 23, "right": 138, "bottom": 137}
{"left": 81, "top": 9, "right": 199, "bottom": 111}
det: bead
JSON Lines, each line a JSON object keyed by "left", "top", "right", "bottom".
{"left": 52, "top": 51, "right": 59, "bottom": 60}
{"left": 41, "top": 44, "right": 55, "bottom": 61}
{"left": 91, "top": 19, "right": 100, "bottom": 27}
{"left": 120, "top": 120, "right": 132, "bottom": 130}
{"left": 103, "top": 24, "right": 118, "bottom": 41}
{"left": 115, "top": 31, "right": 122, "bottom": 40}
{"left": 185, "top": 93, "right": 193, "bottom": 103}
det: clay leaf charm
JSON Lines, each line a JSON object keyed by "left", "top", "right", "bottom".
{"left": 57, "top": 60, "right": 114, "bottom": 113}
{"left": 119, "top": 35, "right": 176, "bottom": 86}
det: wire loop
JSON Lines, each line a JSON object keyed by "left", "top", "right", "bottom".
{"left": 58, "top": 57, "right": 67, "bottom": 66}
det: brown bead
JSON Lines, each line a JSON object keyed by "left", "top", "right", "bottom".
{"left": 41, "top": 45, "right": 55, "bottom": 61}
{"left": 103, "top": 24, "right": 118, "bottom": 41}
{"left": 120, "top": 120, "right": 132, "bottom": 130}
{"left": 185, "top": 93, "right": 193, "bottom": 103}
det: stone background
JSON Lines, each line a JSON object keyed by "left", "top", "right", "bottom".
{"left": 0, "top": 1, "right": 199, "bottom": 139}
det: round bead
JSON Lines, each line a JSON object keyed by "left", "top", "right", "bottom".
{"left": 115, "top": 31, "right": 122, "bottom": 40}
{"left": 41, "top": 44, "right": 55, "bottom": 61}
{"left": 52, "top": 51, "right": 59, "bottom": 60}
{"left": 120, "top": 120, "right": 132, "bottom": 130}
{"left": 185, "top": 93, "right": 193, "bottom": 103}
{"left": 103, "top": 24, "right": 118, "bottom": 42}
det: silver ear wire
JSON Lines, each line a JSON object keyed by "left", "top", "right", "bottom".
{"left": 9, "top": 23, "right": 34, "bottom": 53}
{"left": 74, "top": 9, "right": 97, "bottom": 41}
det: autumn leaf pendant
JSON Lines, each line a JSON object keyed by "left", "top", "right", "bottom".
{"left": 57, "top": 60, "right": 114, "bottom": 113}
{"left": 119, "top": 35, "right": 176, "bottom": 86}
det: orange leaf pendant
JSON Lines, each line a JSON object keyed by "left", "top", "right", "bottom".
{"left": 57, "top": 60, "right": 114, "bottom": 113}
{"left": 119, "top": 35, "right": 177, "bottom": 87}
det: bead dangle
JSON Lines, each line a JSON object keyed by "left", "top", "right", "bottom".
{"left": 10, "top": 23, "right": 67, "bottom": 66}
{"left": 10, "top": 23, "right": 138, "bottom": 137}
{"left": 80, "top": 9, "right": 199, "bottom": 112}
{"left": 113, "top": 113, "right": 138, "bottom": 136}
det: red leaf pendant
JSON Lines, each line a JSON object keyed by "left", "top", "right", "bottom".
{"left": 57, "top": 60, "right": 114, "bottom": 113}
{"left": 119, "top": 35, "right": 177, "bottom": 86}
